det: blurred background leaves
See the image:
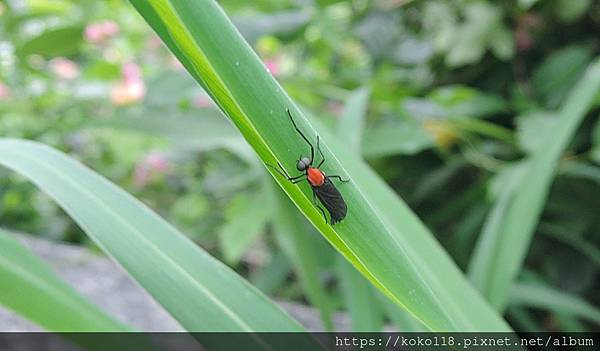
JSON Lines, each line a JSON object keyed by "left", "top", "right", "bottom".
{"left": 0, "top": 0, "right": 599, "bottom": 332}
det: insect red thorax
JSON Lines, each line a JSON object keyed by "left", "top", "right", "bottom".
{"left": 307, "top": 167, "right": 325, "bottom": 186}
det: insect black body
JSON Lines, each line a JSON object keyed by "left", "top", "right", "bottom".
{"left": 311, "top": 177, "right": 347, "bottom": 224}
{"left": 269, "top": 109, "right": 349, "bottom": 225}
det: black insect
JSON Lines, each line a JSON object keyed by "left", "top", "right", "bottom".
{"left": 269, "top": 109, "right": 349, "bottom": 225}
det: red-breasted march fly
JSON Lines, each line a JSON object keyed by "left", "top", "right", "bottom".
{"left": 269, "top": 109, "right": 349, "bottom": 225}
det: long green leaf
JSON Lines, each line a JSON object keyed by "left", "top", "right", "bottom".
{"left": 334, "top": 87, "right": 384, "bottom": 332}
{"left": 510, "top": 283, "right": 600, "bottom": 325}
{"left": 540, "top": 222, "right": 600, "bottom": 267}
{"left": 337, "top": 87, "right": 370, "bottom": 154}
{"left": 468, "top": 165, "right": 526, "bottom": 290}
{"left": 0, "top": 229, "right": 130, "bottom": 331}
{"left": 337, "top": 258, "right": 384, "bottom": 331}
{"left": 129, "top": 0, "right": 510, "bottom": 331}
{"left": 377, "top": 293, "right": 426, "bottom": 332}
{"left": 468, "top": 59, "right": 600, "bottom": 310}
{"left": 0, "top": 139, "right": 315, "bottom": 342}
{"left": 507, "top": 307, "right": 540, "bottom": 332}
{"left": 0, "top": 229, "right": 146, "bottom": 349}
{"left": 273, "top": 186, "right": 334, "bottom": 330}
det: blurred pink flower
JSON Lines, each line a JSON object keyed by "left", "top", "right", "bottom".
{"left": 193, "top": 93, "right": 214, "bottom": 108}
{"left": 263, "top": 57, "right": 281, "bottom": 77}
{"left": 122, "top": 62, "right": 141, "bottom": 83}
{"left": 111, "top": 62, "right": 146, "bottom": 106}
{"left": 145, "top": 152, "right": 170, "bottom": 172}
{"left": 134, "top": 152, "right": 171, "bottom": 187}
{"left": 0, "top": 82, "right": 10, "bottom": 100}
{"left": 85, "top": 21, "right": 120, "bottom": 44}
{"left": 49, "top": 58, "right": 80, "bottom": 80}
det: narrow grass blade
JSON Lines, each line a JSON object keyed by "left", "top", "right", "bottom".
{"left": 0, "top": 139, "right": 316, "bottom": 342}
{"left": 0, "top": 229, "right": 130, "bottom": 331}
{"left": 273, "top": 185, "right": 334, "bottom": 331}
{"left": 540, "top": 222, "right": 600, "bottom": 267}
{"left": 510, "top": 283, "right": 600, "bottom": 325}
{"left": 468, "top": 165, "right": 526, "bottom": 289}
{"left": 337, "top": 87, "right": 370, "bottom": 154}
{"left": 468, "top": 59, "right": 600, "bottom": 310}
{"left": 335, "top": 85, "right": 384, "bottom": 332}
{"left": 129, "top": 0, "right": 511, "bottom": 331}
{"left": 337, "top": 258, "right": 384, "bottom": 331}
{"left": 507, "top": 307, "right": 540, "bottom": 332}
{"left": 376, "top": 293, "right": 426, "bottom": 332}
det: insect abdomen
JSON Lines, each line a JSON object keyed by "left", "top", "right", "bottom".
{"left": 313, "top": 178, "right": 347, "bottom": 224}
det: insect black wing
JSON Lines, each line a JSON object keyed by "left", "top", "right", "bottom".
{"left": 312, "top": 177, "right": 347, "bottom": 224}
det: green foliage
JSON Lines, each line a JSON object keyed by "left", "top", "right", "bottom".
{"left": 468, "top": 60, "right": 600, "bottom": 310}
{"left": 0, "top": 0, "right": 598, "bottom": 333}
{"left": 220, "top": 190, "right": 270, "bottom": 264}
{"left": 132, "top": 0, "right": 513, "bottom": 331}
{"left": 16, "top": 26, "right": 84, "bottom": 59}
{"left": 532, "top": 45, "right": 594, "bottom": 108}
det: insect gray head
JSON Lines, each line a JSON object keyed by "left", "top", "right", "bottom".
{"left": 296, "top": 157, "right": 311, "bottom": 171}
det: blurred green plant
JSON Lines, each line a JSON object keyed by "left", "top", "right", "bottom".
{"left": 0, "top": 0, "right": 598, "bottom": 333}
{"left": 468, "top": 59, "right": 600, "bottom": 311}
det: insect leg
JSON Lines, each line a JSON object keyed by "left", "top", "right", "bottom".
{"left": 291, "top": 176, "right": 307, "bottom": 184}
{"left": 312, "top": 191, "right": 328, "bottom": 224}
{"left": 266, "top": 162, "right": 304, "bottom": 181}
{"left": 287, "top": 109, "right": 314, "bottom": 163}
{"left": 317, "top": 135, "right": 326, "bottom": 168}
{"left": 327, "top": 175, "right": 349, "bottom": 183}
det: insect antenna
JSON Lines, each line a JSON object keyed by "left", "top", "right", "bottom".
{"left": 287, "top": 109, "right": 314, "bottom": 163}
